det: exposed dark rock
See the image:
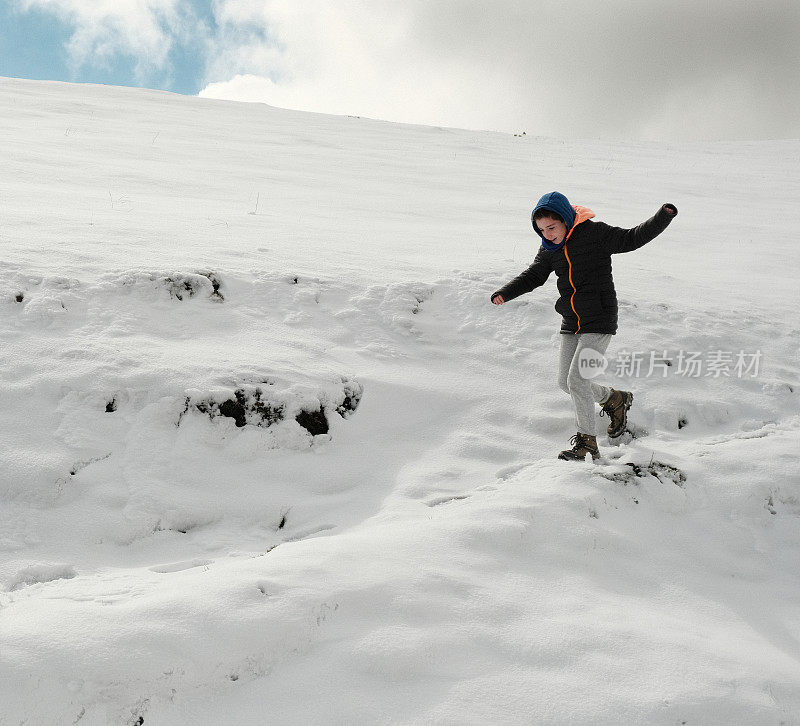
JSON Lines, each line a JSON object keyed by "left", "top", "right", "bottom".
{"left": 180, "top": 379, "right": 359, "bottom": 439}
{"left": 218, "top": 392, "right": 248, "bottom": 428}
{"left": 199, "top": 271, "right": 224, "bottom": 301}
{"left": 250, "top": 388, "right": 284, "bottom": 426}
{"left": 296, "top": 408, "right": 329, "bottom": 435}
{"left": 336, "top": 379, "right": 363, "bottom": 418}
{"left": 176, "top": 397, "right": 191, "bottom": 427}
{"left": 648, "top": 461, "right": 686, "bottom": 487}
{"left": 163, "top": 276, "right": 194, "bottom": 301}
{"left": 601, "top": 459, "right": 686, "bottom": 488}
{"left": 160, "top": 272, "right": 224, "bottom": 301}
{"left": 192, "top": 388, "right": 285, "bottom": 429}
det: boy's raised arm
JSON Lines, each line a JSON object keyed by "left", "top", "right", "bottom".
{"left": 602, "top": 203, "right": 677, "bottom": 255}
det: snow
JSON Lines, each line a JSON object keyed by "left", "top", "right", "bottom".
{"left": 1, "top": 76, "right": 799, "bottom": 725}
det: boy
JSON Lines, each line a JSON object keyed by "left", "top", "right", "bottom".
{"left": 491, "top": 191, "right": 677, "bottom": 461}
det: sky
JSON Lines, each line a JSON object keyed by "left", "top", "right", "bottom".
{"left": 1, "top": 0, "right": 799, "bottom": 141}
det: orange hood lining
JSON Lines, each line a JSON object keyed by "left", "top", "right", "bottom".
{"left": 565, "top": 205, "right": 595, "bottom": 242}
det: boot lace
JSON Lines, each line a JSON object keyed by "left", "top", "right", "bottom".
{"left": 568, "top": 433, "right": 586, "bottom": 449}
{"left": 599, "top": 394, "right": 621, "bottom": 419}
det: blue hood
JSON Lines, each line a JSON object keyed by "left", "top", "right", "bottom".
{"left": 532, "top": 191, "right": 575, "bottom": 251}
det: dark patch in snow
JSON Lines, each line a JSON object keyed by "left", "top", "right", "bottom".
{"left": 601, "top": 459, "right": 686, "bottom": 488}
{"left": 179, "top": 378, "right": 360, "bottom": 440}
{"left": 14, "top": 292, "right": 24, "bottom": 303}
{"left": 177, "top": 396, "right": 191, "bottom": 427}
{"left": 766, "top": 494, "right": 777, "bottom": 515}
{"left": 678, "top": 416, "right": 688, "bottom": 429}
{"left": 250, "top": 388, "right": 285, "bottom": 426}
{"left": 195, "top": 388, "right": 285, "bottom": 429}
{"left": 277, "top": 512, "right": 287, "bottom": 530}
{"left": 295, "top": 408, "right": 328, "bottom": 435}
{"left": 153, "top": 518, "right": 210, "bottom": 535}
{"left": 336, "top": 378, "right": 363, "bottom": 418}
{"left": 315, "top": 602, "right": 339, "bottom": 626}
{"left": 217, "top": 395, "right": 248, "bottom": 428}
{"left": 410, "top": 288, "right": 434, "bottom": 315}
{"left": 648, "top": 461, "right": 686, "bottom": 487}
{"left": 164, "top": 276, "right": 194, "bottom": 300}
{"left": 201, "top": 271, "right": 224, "bottom": 301}
{"left": 157, "top": 271, "right": 224, "bottom": 301}
{"left": 106, "top": 398, "right": 117, "bottom": 413}
{"left": 625, "top": 462, "right": 647, "bottom": 478}
{"left": 68, "top": 453, "right": 112, "bottom": 477}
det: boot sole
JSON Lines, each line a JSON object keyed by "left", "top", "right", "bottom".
{"left": 558, "top": 452, "right": 601, "bottom": 461}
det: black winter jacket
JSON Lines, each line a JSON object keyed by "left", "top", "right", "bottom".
{"left": 492, "top": 204, "right": 676, "bottom": 335}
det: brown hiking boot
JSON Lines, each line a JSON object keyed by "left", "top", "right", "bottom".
{"left": 558, "top": 433, "right": 600, "bottom": 461}
{"left": 600, "top": 389, "right": 633, "bottom": 438}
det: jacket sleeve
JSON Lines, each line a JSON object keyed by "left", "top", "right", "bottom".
{"left": 601, "top": 204, "right": 677, "bottom": 255}
{"left": 491, "top": 247, "right": 553, "bottom": 302}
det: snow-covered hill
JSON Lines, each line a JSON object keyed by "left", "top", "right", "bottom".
{"left": 1, "top": 77, "right": 799, "bottom": 725}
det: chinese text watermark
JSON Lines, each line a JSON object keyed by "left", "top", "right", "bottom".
{"left": 577, "top": 349, "right": 762, "bottom": 380}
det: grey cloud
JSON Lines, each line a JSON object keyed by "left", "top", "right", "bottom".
{"left": 34, "top": 0, "right": 793, "bottom": 141}
{"left": 402, "top": 0, "right": 800, "bottom": 139}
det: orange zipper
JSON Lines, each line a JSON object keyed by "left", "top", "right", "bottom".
{"left": 563, "top": 243, "right": 581, "bottom": 333}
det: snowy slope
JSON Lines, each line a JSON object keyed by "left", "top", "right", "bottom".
{"left": 1, "top": 77, "right": 799, "bottom": 725}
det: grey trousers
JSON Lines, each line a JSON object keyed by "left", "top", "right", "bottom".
{"left": 558, "top": 333, "right": 613, "bottom": 436}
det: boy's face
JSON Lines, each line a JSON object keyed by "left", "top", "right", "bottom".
{"left": 536, "top": 215, "right": 568, "bottom": 244}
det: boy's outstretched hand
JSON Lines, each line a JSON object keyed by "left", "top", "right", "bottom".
{"left": 492, "top": 294, "right": 504, "bottom": 305}
{"left": 664, "top": 203, "right": 677, "bottom": 216}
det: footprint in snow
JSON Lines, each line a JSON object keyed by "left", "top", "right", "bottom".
{"left": 9, "top": 564, "right": 77, "bottom": 591}
{"left": 605, "top": 423, "right": 649, "bottom": 446}
{"left": 149, "top": 559, "right": 213, "bottom": 574}
{"left": 426, "top": 494, "right": 471, "bottom": 507}
{"left": 495, "top": 462, "right": 536, "bottom": 480}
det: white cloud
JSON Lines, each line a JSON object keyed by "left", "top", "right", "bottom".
{"left": 198, "top": 1, "right": 536, "bottom": 132}
{"left": 16, "top": 0, "right": 194, "bottom": 82}
{"left": 198, "top": 0, "right": 800, "bottom": 141}
{"left": 17, "top": 0, "right": 800, "bottom": 140}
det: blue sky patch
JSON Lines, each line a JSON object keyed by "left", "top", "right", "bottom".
{"left": 0, "top": 1, "right": 223, "bottom": 95}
